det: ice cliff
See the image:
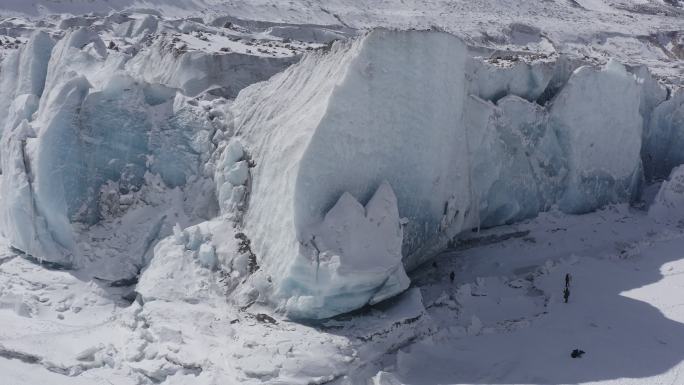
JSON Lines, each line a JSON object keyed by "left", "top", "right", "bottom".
{"left": 0, "top": 22, "right": 681, "bottom": 319}
{"left": 225, "top": 29, "right": 675, "bottom": 318}
{"left": 0, "top": 16, "right": 309, "bottom": 279}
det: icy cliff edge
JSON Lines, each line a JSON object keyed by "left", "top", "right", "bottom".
{"left": 223, "top": 29, "right": 678, "bottom": 319}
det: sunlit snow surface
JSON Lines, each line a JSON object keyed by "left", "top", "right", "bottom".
{"left": 4, "top": 200, "right": 684, "bottom": 384}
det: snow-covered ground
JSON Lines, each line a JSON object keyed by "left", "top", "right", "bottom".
{"left": 4, "top": 194, "right": 684, "bottom": 384}
{"left": 0, "top": 1, "right": 683, "bottom": 384}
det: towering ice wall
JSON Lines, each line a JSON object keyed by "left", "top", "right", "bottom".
{"left": 550, "top": 61, "right": 643, "bottom": 213}
{"left": 0, "top": 24, "right": 680, "bottom": 320}
{"left": 225, "top": 29, "right": 674, "bottom": 318}
{"left": 0, "top": 28, "right": 219, "bottom": 275}
{"left": 644, "top": 89, "right": 684, "bottom": 180}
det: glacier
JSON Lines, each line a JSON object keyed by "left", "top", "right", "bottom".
{"left": 223, "top": 29, "right": 681, "bottom": 318}
{"left": 0, "top": 28, "right": 214, "bottom": 274}
{"left": 2, "top": 4, "right": 684, "bottom": 384}
{"left": 0, "top": 19, "right": 309, "bottom": 279}
{"left": 0, "top": 19, "right": 681, "bottom": 320}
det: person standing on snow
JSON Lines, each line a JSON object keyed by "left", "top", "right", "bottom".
{"left": 563, "top": 273, "right": 572, "bottom": 303}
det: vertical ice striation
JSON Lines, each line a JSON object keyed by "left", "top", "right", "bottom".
{"left": 231, "top": 30, "right": 474, "bottom": 317}
{"left": 293, "top": 30, "right": 472, "bottom": 265}
{"left": 633, "top": 65, "right": 668, "bottom": 181}
{"left": 550, "top": 60, "right": 643, "bottom": 213}
{"left": 0, "top": 28, "right": 218, "bottom": 270}
{"left": 29, "top": 74, "right": 91, "bottom": 260}
{"left": 644, "top": 89, "right": 684, "bottom": 180}
{"left": 283, "top": 182, "right": 409, "bottom": 319}
{"left": 465, "top": 94, "right": 563, "bottom": 228}
{"left": 0, "top": 31, "right": 55, "bottom": 129}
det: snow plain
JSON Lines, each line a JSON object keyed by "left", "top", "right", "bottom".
{"left": 0, "top": 0, "right": 682, "bottom": 384}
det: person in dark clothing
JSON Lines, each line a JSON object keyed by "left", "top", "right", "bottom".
{"left": 449, "top": 271, "right": 455, "bottom": 283}
{"left": 564, "top": 273, "right": 572, "bottom": 303}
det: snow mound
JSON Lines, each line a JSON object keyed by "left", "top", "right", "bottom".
{"left": 644, "top": 89, "right": 684, "bottom": 180}
{"left": 137, "top": 220, "right": 236, "bottom": 303}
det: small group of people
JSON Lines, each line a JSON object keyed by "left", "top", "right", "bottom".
{"left": 563, "top": 273, "right": 572, "bottom": 303}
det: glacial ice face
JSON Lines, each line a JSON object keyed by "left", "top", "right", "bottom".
{"left": 230, "top": 30, "right": 473, "bottom": 318}
{"left": 0, "top": 28, "right": 218, "bottom": 270}
{"left": 229, "top": 35, "right": 367, "bottom": 303}
{"left": 466, "top": 94, "right": 564, "bottom": 228}
{"left": 0, "top": 31, "right": 54, "bottom": 144}
{"left": 0, "top": 31, "right": 57, "bottom": 260}
{"left": 633, "top": 65, "right": 668, "bottom": 181}
{"left": 229, "top": 29, "right": 658, "bottom": 318}
{"left": 293, "top": 30, "right": 471, "bottom": 263}
{"left": 0, "top": 14, "right": 325, "bottom": 279}
{"left": 30, "top": 75, "right": 91, "bottom": 257}
{"left": 549, "top": 60, "right": 643, "bottom": 213}
{"left": 1, "top": 22, "right": 681, "bottom": 320}
{"left": 644, "top": 89, "right": 684, "bottom": 180}
{"left": 283, "top": 182, "right": 409, "bottom": 319}
{"left": 0, "top": 31, "right": 54, "bottom": 130}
